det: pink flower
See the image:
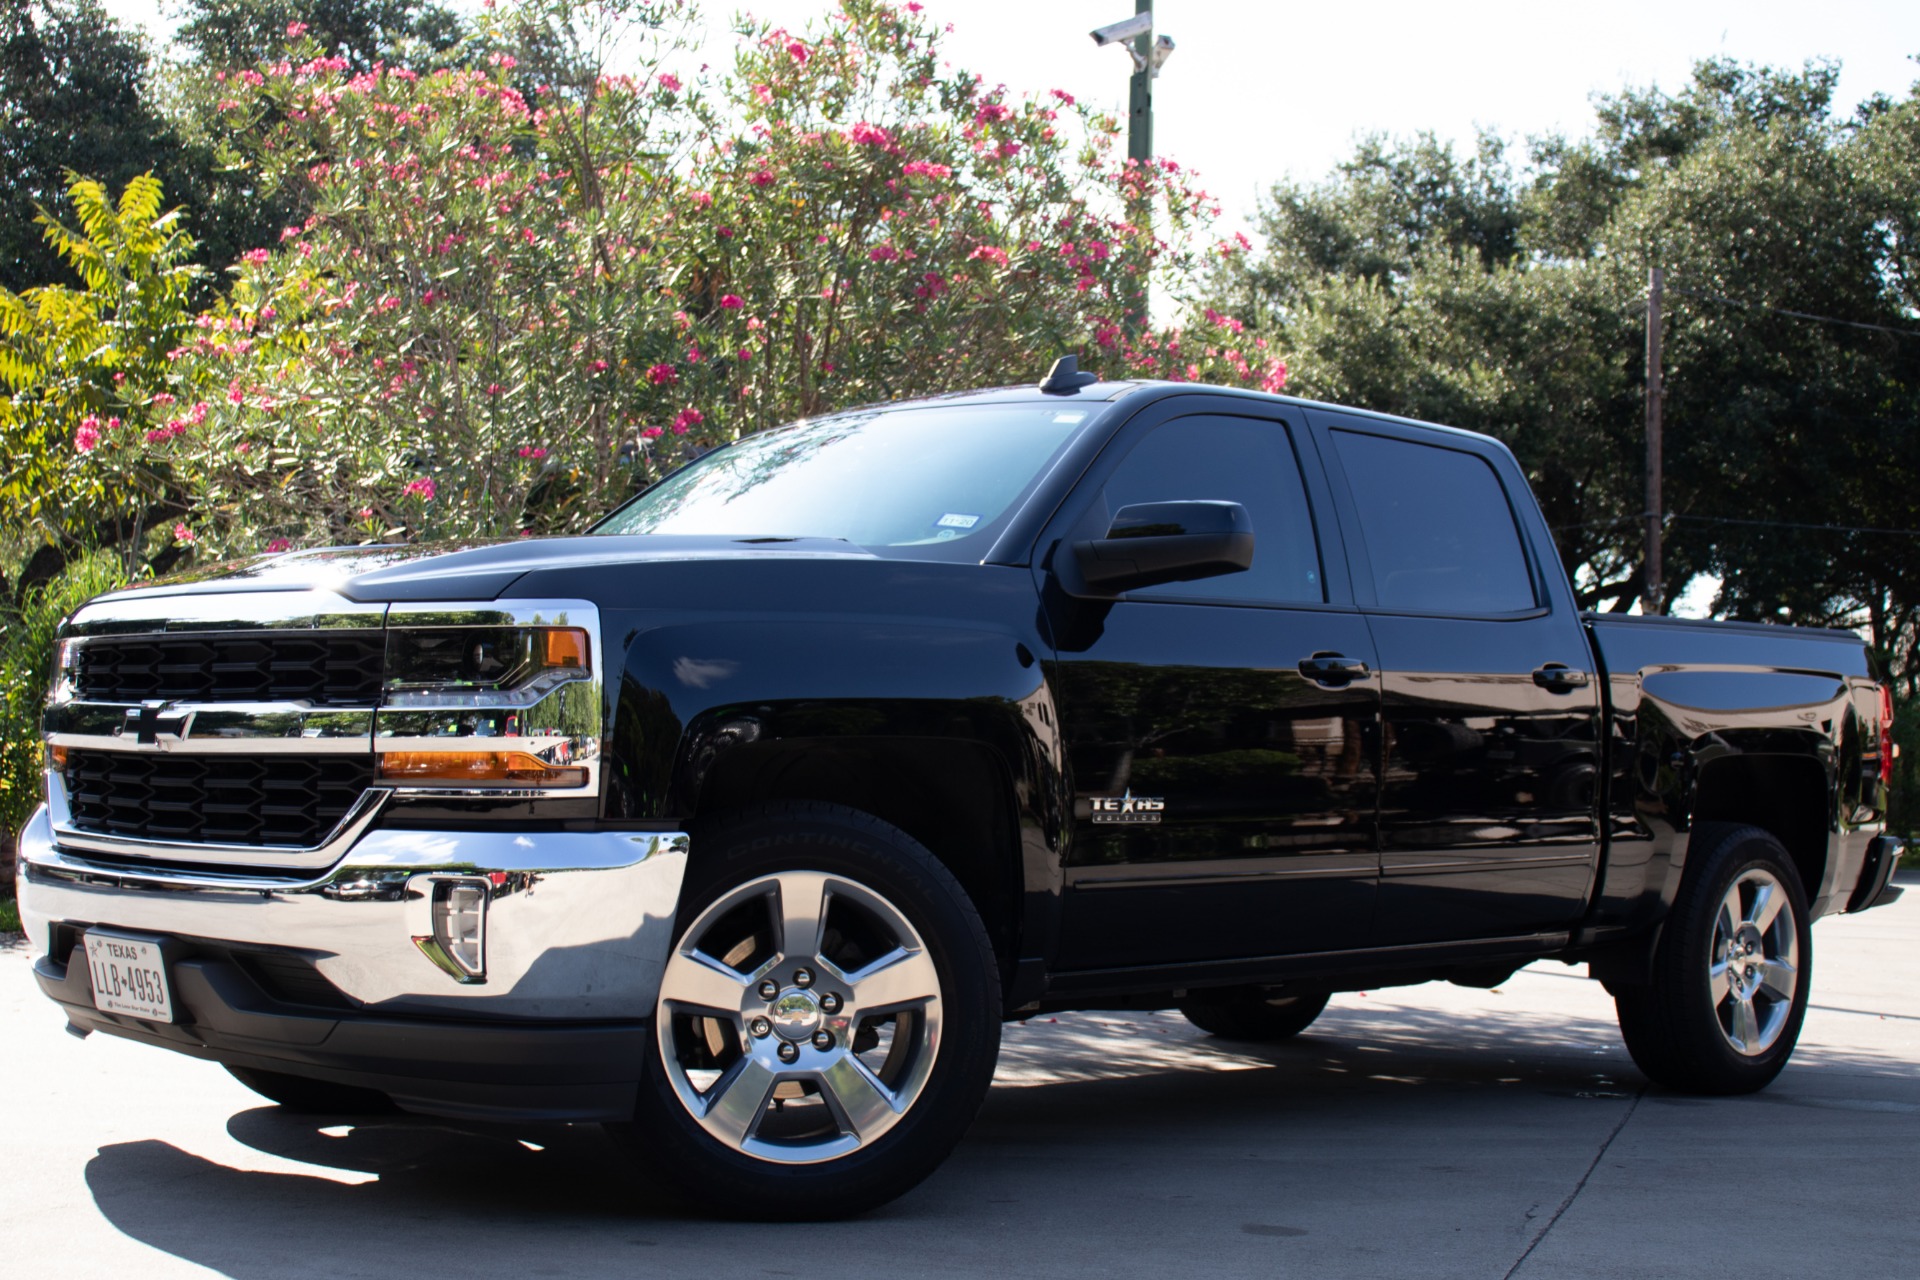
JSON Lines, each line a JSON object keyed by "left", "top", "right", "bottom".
{"left": 689, "top": 190, "right": 713, "bottom": 209}
{"left": 717, "top": 226, "right": 734, "bottom": 239}
{"left": 719, "top": 293, "right": 744, "bottom": 309}
{"left": 173, "top": 523, "right": 195, "bottom": 543}
{"left": 403, "top": 477, "right": 437, "bottom": 500}
{"left": 356, "top": 507, "right": 374, "bottom": 520}
{"left": 849, "top": 121, "right": 894, "bottom": 148}
{"left": 974, "top": 102, "right": 1011, "bottom": 126}
{"left": 517, "top": 446, "right": 548, "bottom": 459}
{"left": 672, "top": 407, "right": 704, "bottom": 435}
{"left": 1051, "top": 88, "right": 1076, "bottom": 105}
{"left": 227, "top": 379, "right": 246, "bottom": 405}
{"left": 640, "top": 426, "right": 665, "bottom": 440}
{"left": 266, "top": 537, "right": 292, "bottom": 553}
{"left": 648, "top": 363, "right": 678, "bottom": 386}
{"left": 752, "top": 83, "right": 773, "bottom": 105}
{"left": 486, "top": 383, "right": 504, "bottom": 395}
{"left": 658, "top": 73, "right": 681, "bottom": 92}
{"left": 869, "top": 244, "right": 899, "bottom": 262}
{"left": 74, "top": 416, "right": 101, "bottom": 453}
{"left": 687, "top": 345, "right": 703, "bottom": 363}
{"left": 588, "top": 358, "right": 610, "bottom": 373}
{"left": 750, "top": 169, "right": 776, "bottom": 187}
{"left": 242, "top": 248, "right": 270, "bottom": 265}
{"left": 737, "top": 347, "right": 753, "bottom": 362}
{"left": 969, "top": 244, "right": 1009, "bottom": 267}
{"left": 286, "top": 21, "right": 308, "bottom": 37}
{"left": 902, "top": 160, "right": 951, "bottom": 179}
{"left": 786, "top": 40, "right": 809, "bottom": 64}
{"left": 1260, "top": 359, "right": 1289, "bottom": 393}
{"left": 489, "top": 52, "right": 518, "bottom": 69}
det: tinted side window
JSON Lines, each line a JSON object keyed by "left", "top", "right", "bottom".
{"left": 1331, "top": 430, "right": 1536, "bottom": 613}
{"left": 1100, "top": 414, "right": 1323, "bottom": 604}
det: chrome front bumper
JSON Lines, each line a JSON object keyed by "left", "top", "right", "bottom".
{"left": 15, "top": 805, "right": 689, "bottom": 1020}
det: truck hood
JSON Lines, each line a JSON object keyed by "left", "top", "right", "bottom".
{"left": 92, "top": 534, "right": 877, "bottom": 605}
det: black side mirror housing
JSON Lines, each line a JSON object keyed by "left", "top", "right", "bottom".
{"left": 1064, "top": 500, "right": 1254, "bottom": 597}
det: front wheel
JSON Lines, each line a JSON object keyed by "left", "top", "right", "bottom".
{"left": 612, "top": 804, "right": 1001, "bottom": 1220}
{"left": 1613, "top": 823, "right": 1813, "bottom": 1095}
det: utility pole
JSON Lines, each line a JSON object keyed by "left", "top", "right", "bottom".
{"left": 1645, "top": 265, "right": 1665, "bottom": 616}
{"left": 1127, "top": 0, "right": 1152, "bottom": 168}
{"left": 1093, "top": 4, "right": 1172, "bottom": 341}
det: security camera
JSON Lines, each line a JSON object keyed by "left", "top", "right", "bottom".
{"left": 1148, "top": 34, "right": 1174, "bottom": 76}
{"left": 1089, "top": 12, "right": 1153, "bottom": 47}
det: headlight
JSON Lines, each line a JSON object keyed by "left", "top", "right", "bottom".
{"left": 376, "top": 602, "right": 603, "bottom": 793}
{"left": 383, "top": 626, "right": 591, "bottom": 705}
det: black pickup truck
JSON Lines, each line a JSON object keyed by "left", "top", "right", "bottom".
{"left": 17, "top": 365, "right": 1904, "bottom": 1218}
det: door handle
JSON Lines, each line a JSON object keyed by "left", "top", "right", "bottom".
{"left": 1299, "top": 653, "right": 1370, "bottom": 685}
{"left": 1532, "top": 664, "right": 1591, "bottom": 692}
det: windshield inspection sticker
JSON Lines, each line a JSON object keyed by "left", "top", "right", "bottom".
{"left": 937, "top": 513, "right": 981, "bottom": 529}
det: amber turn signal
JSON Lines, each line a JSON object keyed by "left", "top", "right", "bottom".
{"left": 542, "top": 627, "right": 589, "bottom": 671}
{"left": 378, "top": 751, "right": 587, "bottom": 788}
{"left": 49, "top": 744, "right": 69, "bottom": 768}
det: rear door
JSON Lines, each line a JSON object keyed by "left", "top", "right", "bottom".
{"left": 1312, "top": 413, "right": 1602, "bottom": 945}
{"left": 1041, "top": 397, "right": 1381, "bottom": 971}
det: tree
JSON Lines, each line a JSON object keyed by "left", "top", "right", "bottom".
{"left": 172, "top": 0, "right": 463, "bottom": 71}
{"left": 0, "top": 0, "right": 184, "bottom": 291}
{"left": 1212, "top": 58, "right": 1920, "bottom": 685}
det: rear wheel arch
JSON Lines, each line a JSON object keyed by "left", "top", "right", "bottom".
{"left": 1689, "top": 753, "right": 1831, "bottom": 905}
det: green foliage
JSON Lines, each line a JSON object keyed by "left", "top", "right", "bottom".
{"left": 1213, "top": 58, "right": 1920, "bottom": 679}
{"left": 0, "top": 173, "right": 207, "bottom": 559}
{"left": 0, "top": 0, "right": 186, "bottom": 291}
{"left": 174, "top": 0, "right": 464, "bottom": 71}
{"left": 0, "top": 550, "right": 127, "bottom": 840}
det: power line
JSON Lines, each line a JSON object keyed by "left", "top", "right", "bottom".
{"left": 1667, "top": 287, "right": 1920, "bottom": 340}
{"left": 1551, "top": 512, "right": 1920, "bottom": 539}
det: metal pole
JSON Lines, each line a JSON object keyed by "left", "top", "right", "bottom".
{"left": 1124, "top": 0, "right": 1152, "bottom": 339}
{"left": 1645, "top": 265, "right": 1664, "bottom": 615}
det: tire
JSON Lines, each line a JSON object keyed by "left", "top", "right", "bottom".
{"left": 611, "top": 803, "right": 1002, "bottom": 1220}
{"left": 225, "top": 1065, "right": 397, "bottom": 1114}
{"left": 1613, "top": 823, "right": 1813, "bottom": 1095}
{"left": 1180, "top": 989, "right": 1331, "bottom": 1042}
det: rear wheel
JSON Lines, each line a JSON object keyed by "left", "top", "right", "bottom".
{"left": 1613, "top": 824, "right": 1812, "bottom": 1095}
{"left": 1180, "top": 989, "right": 1331, "bottom": 1042}
{"left": 224, "top": 1065, "right": 396, "bottom": 1114}
{"left": 613, "top": 804, "right": 1001, "bottom": 1220}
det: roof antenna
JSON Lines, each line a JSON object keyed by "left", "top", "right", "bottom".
{"left": 1038, "top": 353, "right": 1100, "bottom": 394}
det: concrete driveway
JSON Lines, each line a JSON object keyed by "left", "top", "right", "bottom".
{"left": 3, "top": 875, "right": 1916, "bottom": 1279}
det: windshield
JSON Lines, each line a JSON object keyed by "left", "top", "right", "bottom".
{"left": 593, "top": 403, "right": 1092, "bottom": 550}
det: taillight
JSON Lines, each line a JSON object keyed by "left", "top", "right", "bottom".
{"left": 1880, "top": 684, "right": 1895, "bottom": 786}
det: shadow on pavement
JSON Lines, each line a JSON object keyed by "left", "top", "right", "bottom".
{"left": 80, "top": 995, "right": 1920, "bottom": 1278}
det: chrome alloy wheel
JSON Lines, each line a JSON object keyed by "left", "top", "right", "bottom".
{"left": 1709, "top": 867, "right": 1800, "bottom": 1057}
{"left": 655, "top": 870, "right": 944, "bottom": 1164}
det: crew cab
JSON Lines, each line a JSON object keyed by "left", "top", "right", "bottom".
{"left": 16, "top": 364, "right": 1904, "bottom": 1218}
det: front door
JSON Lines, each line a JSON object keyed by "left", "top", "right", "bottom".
{"left": 1043, "top": 405, "right": 1381, "bottom": 971}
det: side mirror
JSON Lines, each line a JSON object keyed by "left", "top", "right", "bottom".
{"left": 1066, "top": 500, "right": 1254, "bottom": 597}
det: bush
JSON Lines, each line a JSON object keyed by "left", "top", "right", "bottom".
{"left": 0, "top": 550, "right": 128, "bottom": 843}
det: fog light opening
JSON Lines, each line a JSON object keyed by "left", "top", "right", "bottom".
{"left": 412, "top": 878, "right": 490, "bottom": 983}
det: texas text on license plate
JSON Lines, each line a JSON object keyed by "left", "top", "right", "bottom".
{"left": 84, "top": 932, "right": 175, "bottom": 1023}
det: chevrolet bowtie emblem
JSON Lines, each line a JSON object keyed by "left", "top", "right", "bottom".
{"left": 122, "top": 701, "right": 195, "bottom": 746}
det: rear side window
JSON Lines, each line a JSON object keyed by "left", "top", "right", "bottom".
{"left": 1099, "top": 414, "right": 1323, "bottom": 604}
{"left": 1331, "top": 430, "right": 1537, "bottom": 613}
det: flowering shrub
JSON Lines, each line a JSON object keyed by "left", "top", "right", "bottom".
{"left": 9, "top": 0, "right": 1282, "bottom": 563}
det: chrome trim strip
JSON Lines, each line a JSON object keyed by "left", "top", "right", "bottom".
{"left": 47, "top": 702, "right": 375, "bottom": 751}
{"left": 18, "top": 806, "right": 692, "bottom": 1018}
{"left": 386, "top": 600, "right": 599, "bottom": 629}
{"left": 63, "top": 588, "right": 386, "bottom": 636}
{"left": 46, "top": 772, "right": 391, "bottom": 871}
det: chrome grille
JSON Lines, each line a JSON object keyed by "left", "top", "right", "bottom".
{"left": 62, "top": 749, "right": 375, "bottom": 848}
{"left": 73, "top": 632, "right": 384, "bottom": 706}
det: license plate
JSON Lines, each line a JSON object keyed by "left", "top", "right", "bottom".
{"left": 84, "top": 932, "right": 175, "bottom": 1023}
